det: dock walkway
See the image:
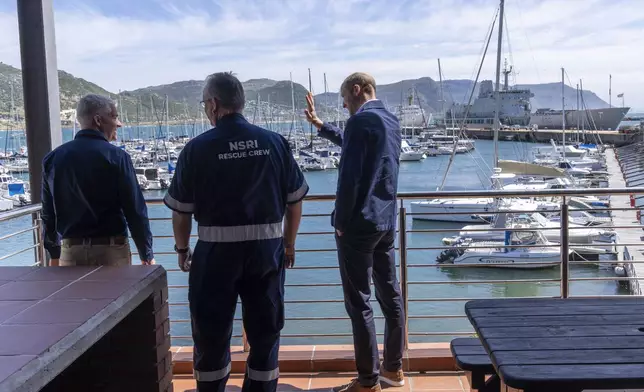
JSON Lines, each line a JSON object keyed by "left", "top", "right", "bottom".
{"left": 606, "top": 147, "right": 644, "bottom": 294}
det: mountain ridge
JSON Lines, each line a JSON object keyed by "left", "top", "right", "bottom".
{"left": 0, "top": 62, "right": 616, "bottom": 124}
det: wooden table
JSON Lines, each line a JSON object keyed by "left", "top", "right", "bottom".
{"left": 465, "top": 298, "right": 644, "bottom": 392}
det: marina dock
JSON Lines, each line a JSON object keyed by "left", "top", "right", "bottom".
{"left": 461, "top": 128, "right": 642, "bottom": 146}
{"left": 607, "top": 145, "right": 644, "bottom": 294}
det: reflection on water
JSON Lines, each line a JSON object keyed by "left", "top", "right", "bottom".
{"left": 0, "top": 136, "right": 629, "bottom": 346}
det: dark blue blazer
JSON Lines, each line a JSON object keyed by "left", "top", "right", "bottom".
{"left": 41, "top": 129, "right": 153, "bottom": 260}
{"left": 318, "top": 99, "right": 401, "bottom": 233}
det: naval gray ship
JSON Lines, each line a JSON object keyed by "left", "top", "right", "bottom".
{"left": 529, "top": 107, "right": 630, "bottom": 130}
{"left": 445, "top": 79, "right": 533, "bottom": 127}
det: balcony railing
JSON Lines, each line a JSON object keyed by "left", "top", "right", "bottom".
{"left": 2, "top": 188, "right": 643, "bottom": 349}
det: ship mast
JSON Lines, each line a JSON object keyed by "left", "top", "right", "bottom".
{"left": 561, "top": 67, "right": 566, "bottom": 158}
{"left": 437, "top": 58, "right": 445, "bottom": 129}
{"left": 502, "top": 58, "right": 512, "bottom": 91}
{"left": 609, "top": 74, "right": 612, "bottom": 108}
{"left": 492, "top": 0, "right": 505, "bottom": 168}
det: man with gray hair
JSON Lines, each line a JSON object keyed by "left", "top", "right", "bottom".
{"left": 42, "top": 93, "right": 154, "bottom": 266}
{"left": 164, "top": 72, "right": 307, "bottom": 392}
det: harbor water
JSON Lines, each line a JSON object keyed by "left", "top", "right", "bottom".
{"left": 0, "top": 125, "right": 627, "bottom": 346}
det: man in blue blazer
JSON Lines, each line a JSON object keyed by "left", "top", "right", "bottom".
{"left": 305, "top": 72, "right": 405, "bottom": 392}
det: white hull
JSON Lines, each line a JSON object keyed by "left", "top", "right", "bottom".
{"left": 452, "top": 253, "right": 560, "bottom": 269}
{"left": 400, "top": 152, "right": 425, "bottom": 161}
{"left": 530, "top": 107, "right": 629, "bottom": 130}
{"left": 411, "top": 198, "right": 559, "bottom": 223}
{"left": 459, "top": 226, "right": 616, "bottom": 250}
{"left": 410, "top": 199, "right": 495, "bottom": 223}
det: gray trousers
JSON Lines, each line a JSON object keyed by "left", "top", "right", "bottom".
{"left": 60, "top": 242, "right": 132, "bottom": 266}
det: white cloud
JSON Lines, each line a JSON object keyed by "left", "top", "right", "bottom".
{"left": 1, "top": 0, "right": 643, "bottom": 108}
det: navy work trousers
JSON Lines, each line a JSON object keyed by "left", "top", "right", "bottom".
{"left": 189, "top": 239, "right": 285, "bottom": 392}
{"left": 335, "top": 229, "right": 405, "bottom": 387}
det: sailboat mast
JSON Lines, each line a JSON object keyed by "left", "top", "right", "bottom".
{"left": 308, "top": 68, "right": 314, "bottom": 151}
{"left": 561, "top": 67, "right": 566, "bottom": 154}
{"left": 577, "top": 83, "right": 581, "bottom": 142}
{"left": 289, "top": 72, "right": 297, "bottom": 154}
{"left": 437, "top": 58, "right": 445, "bottom": 128}
{"left": 492, "top": 0, "right": 505, "bottom": 168}
{"left": 165, "top": 95, "right": 169, "bottom": 138}
{"left": 323, "top": 73, "right": 328, "bottom": 110}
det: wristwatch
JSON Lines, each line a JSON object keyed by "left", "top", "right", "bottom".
{"left": 174, "top": 244, "right": 190, "bottom": 254}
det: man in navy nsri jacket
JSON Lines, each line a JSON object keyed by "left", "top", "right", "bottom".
{"left": 305, "top": 72, "right": 405, "bottom": 392}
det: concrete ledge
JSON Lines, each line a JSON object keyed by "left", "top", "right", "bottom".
{"left": 171, "top": 343, "right": 456, "bottom": 374}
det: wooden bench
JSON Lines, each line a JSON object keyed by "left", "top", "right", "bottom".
{"left": 450, "top": 338, "right": 500, "bottom": 392}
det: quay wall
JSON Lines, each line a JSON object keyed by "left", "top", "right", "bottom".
{"left": 461, "top": 128, "right": 642, "bottom": 147}
{"left": 609, "top": 144, "right": 644, "bottom": 294}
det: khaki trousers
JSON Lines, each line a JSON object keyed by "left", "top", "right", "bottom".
{"left": 59, "top": 242, "right": 132, "bottom": 266}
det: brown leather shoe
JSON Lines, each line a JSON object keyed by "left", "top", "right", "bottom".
{"left": 379, "top": 364, "right": 405, "bottom": 387}
{"left": 334, "top": 379, "right": 382, "bottom": 392}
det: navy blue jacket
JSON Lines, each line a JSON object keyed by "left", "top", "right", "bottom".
{"left": 164, "top": 113, "right": 308, "bottom": 242}
{"left": 318, "top": 99, "right": 401, "bottom": 233}
{"left": 41, "top": 129, "right": 153, "bottom": 260}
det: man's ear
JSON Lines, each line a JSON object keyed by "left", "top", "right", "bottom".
{"left": 352, "top": 84, "right": 361, "bottom": 97}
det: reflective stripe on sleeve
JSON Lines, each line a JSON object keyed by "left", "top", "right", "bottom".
{"left": 247, "top": 366, "right": 280, "bottom": 382}
{"left": 164, "top": 192, "right": 195, "bottom": 213}
{"left": 194, "top": 363, "right": 232, "bottom": 382}
{"left": 198, "top": 222, "right": 283, "bottom": 242}
{"left": 287, "top": 180, "right": 309, "bottom": 203}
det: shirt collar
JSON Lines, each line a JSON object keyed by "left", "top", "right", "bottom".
{"left": 74, "top": 129, "right": 108, "bottom": 141}
{"left": 356, "top": 99, "right": 379, "bottom": 114}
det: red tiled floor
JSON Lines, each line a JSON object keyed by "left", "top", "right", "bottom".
{"left": 172, "top": 372, "right": 468, "bottom": 392}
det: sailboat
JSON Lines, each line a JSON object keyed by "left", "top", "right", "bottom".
{"left": 410, "top": 0, "right": 558, "bottom": 222}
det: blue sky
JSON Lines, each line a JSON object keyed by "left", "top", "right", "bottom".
{"left": 1, "top": 0, "right": 643, "bottom": 108}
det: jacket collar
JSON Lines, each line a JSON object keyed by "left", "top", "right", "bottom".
{"left": 74, "top": 129, "right": 108, "bottom": 141}
{"left": 216, "top": 113, "right": 248, "bottom": 127}
{"left": 356, "top": 99, "right": 385, "bottom": 113}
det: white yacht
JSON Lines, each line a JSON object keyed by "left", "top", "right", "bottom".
{"left": 437, "top": 230, "right": 563, "bottom": 269}
{"left": 400, "top": 140, "right": 425, "bottom": 161}
{"left": 0, "top": 174, "right": 30, "bottom": 207}
{"left": 457, "top": 212, "right": 616, "bottom": 249}
{"left": 135, "top": 166, "right": 170, "bottom": 191}
{"left": 410, "top": 197, "right": 558, "bottom": 223}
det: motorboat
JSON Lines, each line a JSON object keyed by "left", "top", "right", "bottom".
{"left": 436, "top": 230, "right": 564, "bottom": 269}
{"left": 0, "top": 174, "right": 30, "bottom": 207}
{"left": 400, "top": 140, "right": 426, "bottom": 161}
{"left": 410, "top": 197, "right": 559, "bottom": 223}
{"left": 457, "top": 211, "right": 616, "bottom": 249}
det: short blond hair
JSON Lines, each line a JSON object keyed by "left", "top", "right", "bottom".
{"left": 341, "top": 72, "right": 376, "bottom": 95}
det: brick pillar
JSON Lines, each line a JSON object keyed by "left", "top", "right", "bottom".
{"left": 41, "top": 280, "right": 172, "bottom": 391}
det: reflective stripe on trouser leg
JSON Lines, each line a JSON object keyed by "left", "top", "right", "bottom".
{"left": 194, "top": 363, "right": 232, "bottom": 382}
{"left": 247, "top": 366, "right": 280, "bottom": 382}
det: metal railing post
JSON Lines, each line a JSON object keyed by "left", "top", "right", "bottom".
{"left": 560, "top": 197, "right": 570, "bottom": 299}
{"left": 32, "top": 212, "right": 46, "bottom": 266}
{"left": 241, "top": 309, "right": 250, "bottom": 352}
{"left": 398, "top": 201, "right": 409, "bottom": 350}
